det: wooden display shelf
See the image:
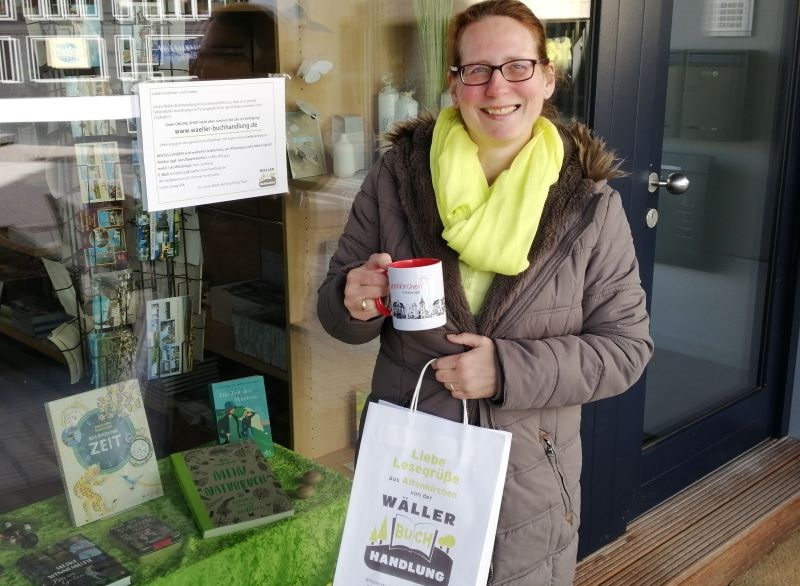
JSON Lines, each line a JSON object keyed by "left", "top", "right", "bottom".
{"left": 203, "top": 317, "right": 288, "bottom": 381}
{"left": 0, "top": 320, "right": 65, "bottom": 364}
{"left": 316, "top": 446, "right": 356, "bottom": 479}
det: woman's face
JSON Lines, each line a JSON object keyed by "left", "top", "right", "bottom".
{"left": 451, "top": 16, "right": 555, "bottom": 153}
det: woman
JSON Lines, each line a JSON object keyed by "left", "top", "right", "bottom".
{"left": 317, "top": 0, "right": 653, "bottom": 584}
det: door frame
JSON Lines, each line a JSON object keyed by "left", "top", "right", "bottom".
{"left": 578, "top": 0, "right": 800, "bottom": 558}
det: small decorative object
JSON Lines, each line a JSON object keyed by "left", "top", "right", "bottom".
{"left": 377, "top": 73, "right": 399, "bottom": 133}
{"left": 333, "top": 134, "right": 356, "bottom": 178}
{"left": 0, "top": 520, "right": 39, "bottom": 549}
{"left": 297, "top": 99, "right": 321, "bottom": 120}
{"left": 286, "top": 111, "right": 328, "bottom": 179}
{"left": 394, "top": 89, "right": 419, "bottom": 123}
{"left": 297, "top": 58, "right": 333, "bottom": 83}
{"left": 296, "top": 484, "right": 316, "bottom": 499}
{"left": 302, "top": 470, "right": 323, "bottom": 485}
{"left": 332, "top": 114, "right": 366, "bottom": 171}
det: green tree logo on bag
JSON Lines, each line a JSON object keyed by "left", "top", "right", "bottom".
{"left": 362, "top": 493, "right": 457, "bottom": 585}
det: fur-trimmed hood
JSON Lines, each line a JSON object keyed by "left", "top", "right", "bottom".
{"left": 379, "top": 113, "right": 625, "bottom": 334}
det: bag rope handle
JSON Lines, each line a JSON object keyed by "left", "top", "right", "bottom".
{"left": 409, "top": 358, "right": 469, "bottom": 427}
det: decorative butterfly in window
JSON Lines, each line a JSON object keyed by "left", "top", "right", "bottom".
{"left": 297, "top": 58, "right": 334, "bottom": 84}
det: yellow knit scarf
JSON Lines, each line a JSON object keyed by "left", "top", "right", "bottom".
{"left": 430, "top": 107, "right": 564, "bottom": 275}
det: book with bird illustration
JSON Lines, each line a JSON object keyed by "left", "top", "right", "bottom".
{"left": 170, "top": 441, "right": 294, "bottom": 538}
{"left": 209, "top": 375, "right": 274, "bottom": 458}
{"left": 44, "top": 379, "right": 163, "bottom": 527}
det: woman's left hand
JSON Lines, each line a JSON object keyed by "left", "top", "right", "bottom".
{"left": 432, "top": 333, "right": 498, "bottom": 400}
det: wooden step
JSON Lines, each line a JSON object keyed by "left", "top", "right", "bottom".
{"left": 575, "top": 437, "right": 800, "bottom": 586}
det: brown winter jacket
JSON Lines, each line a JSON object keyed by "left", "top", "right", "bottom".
{"left": 317, "top": 116, "right": 653, "bottom": 585}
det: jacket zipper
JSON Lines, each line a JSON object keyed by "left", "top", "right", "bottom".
{"left": 540, "top": 432, "right": 575, "bottom": 525}
{"left": 492, "top": 194, "right": 602, "bottom": 340}
{"left": 487, "top": 562, "right": 494, "bottom": 585}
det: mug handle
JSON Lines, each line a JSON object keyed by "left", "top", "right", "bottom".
{"left": 374, "top": 296, "right": 391, "bottom": 317}
{"left": 374, "top": 267, "right": 391, "bottom": 316}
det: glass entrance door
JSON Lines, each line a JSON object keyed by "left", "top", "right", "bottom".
{"left": 644, "top": 1, "right": 780, "bottom": 441}
{"left": 632, "top": 0, "right": 798, "bottom": 514}
{"left": 579, "top": 0, "right": 798, "bottom": 555}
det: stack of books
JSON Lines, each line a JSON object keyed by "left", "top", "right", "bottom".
{"left": 2, "top": 296, "right": 69, "bottom": 337}
{"left": 207, "top": 279, "right": 284, "bottom": 326}
{"left": 143, "top": 355, "right": 220, "bottom": 413}
{"left": 231, "top": 308, "right": 287, "bottom": 370}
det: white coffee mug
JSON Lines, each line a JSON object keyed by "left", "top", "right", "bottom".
{"left": 375, "top": 258, "right": 447, "bottom": 331}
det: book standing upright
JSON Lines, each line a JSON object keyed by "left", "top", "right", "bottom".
{"left": 209, "top": 375, "right": 274, "bottom": 457}
{"left": 45, "top": 379, "right": 163, "bottom": 527}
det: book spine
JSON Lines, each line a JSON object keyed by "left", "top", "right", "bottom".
{"left": 44, "top": 402, "right": 82, "bottom": 527}
{"left": 169, "top": 453, "right": 214, "bottom": 536}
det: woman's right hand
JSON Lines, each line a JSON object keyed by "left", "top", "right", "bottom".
{"left": 344, "top": 253, "right": 392, "bottom": 320}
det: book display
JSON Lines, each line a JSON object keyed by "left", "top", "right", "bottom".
{"left": 0, "top": 445, "right": 351, "bottom": 586}
{"left": 170, "top": 441, "right": 294, "bottom": 538}
{"left": 210, "top": 375, "right": 275, "bottom": 457}
{"left": 44, "top": 380, "right": 163, "bottom": 527}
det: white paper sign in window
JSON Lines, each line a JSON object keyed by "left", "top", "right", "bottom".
{"left": 137, "top": 78, "right": 289, "bottom": 211}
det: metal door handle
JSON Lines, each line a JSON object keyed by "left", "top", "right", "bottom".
{"left": 648, "top": 172, "right": 690, "bottom": 194}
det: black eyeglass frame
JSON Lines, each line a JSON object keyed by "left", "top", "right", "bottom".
{"left": 449, "top": 58, "right": 549, "bottom": 86}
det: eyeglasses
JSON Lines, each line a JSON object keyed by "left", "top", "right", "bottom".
{"left": 449, "top": 58, "right": 548, "bottom": 86}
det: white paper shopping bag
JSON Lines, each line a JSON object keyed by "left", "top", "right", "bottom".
{"left": 333, "top": 360, "right": 512, "bottom": 586}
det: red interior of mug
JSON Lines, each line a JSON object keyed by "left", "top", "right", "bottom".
{"left": 389, "top": 258, "right": 440, "bottom": 269}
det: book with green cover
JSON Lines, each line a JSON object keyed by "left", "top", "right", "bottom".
{"left": 209, "top": 375, "right": 274, "bottom": 457}
{"left": 170, "top": 441, "right": 294, "bottom": 538}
